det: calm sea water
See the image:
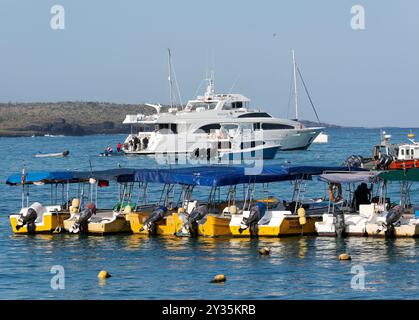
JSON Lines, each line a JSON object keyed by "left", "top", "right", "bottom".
{"left": 0, "top": 128, "right": 418, "bottom": 300}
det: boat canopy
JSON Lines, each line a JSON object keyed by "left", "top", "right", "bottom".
{"left": 6, "top": 168, "right": 136, "bottom": 186}
{"left": 6, "top": 171, "right": 77, "bottom": 185}
{"left": 318, "top": 171, "right": 380, "bottom": 184}
{"left": 379, "top": 168, "right": 419, "bottom": 182}
{"left": 130, "top": 165, "right": 357, "bottom": 187}
{"left": 6, "top": 166, "right": 362, "bottom": 187}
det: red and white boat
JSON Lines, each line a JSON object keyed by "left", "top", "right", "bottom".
{"left": 344, "top": 132, "right": 419, "bottom": 170}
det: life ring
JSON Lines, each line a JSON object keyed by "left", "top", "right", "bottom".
{"left": 329, "top": 183, "right": 342, "bottom": 202}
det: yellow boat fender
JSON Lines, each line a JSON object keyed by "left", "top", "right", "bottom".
{"left": 297, "top": 208, "right": 306, "bottom": 225}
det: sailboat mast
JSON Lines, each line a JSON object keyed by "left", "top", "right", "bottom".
{"left": 292, "top": 50, "right": 298, "bottom": 120}
{"left": 167, "top": 48, "right": 174, "bottom": 109}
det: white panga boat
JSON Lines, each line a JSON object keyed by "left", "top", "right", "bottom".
{"left": 365, "top": 169, "right": 419, "bottom": 237}
{"left": 315, "top": 170, "right": 419, "bottom": 238}
{"left": 34, "top": 150, "right": 69, "bottom": 158}
{"left": 121, "top": 51, "right": 323, "bottom": 159}
{"left": 314, "top": 171, "right": 383, "bottom": 237}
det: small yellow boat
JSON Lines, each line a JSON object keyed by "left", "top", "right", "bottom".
{"left": 229, "top": 205, "right": 321, "bottom": 237}
{"left": 128, "top": 210, "right": 182, "bottom": 236}
{"left": 9, "top": 203, "right": 70, "bottom": 234}
{"left": 63, "top": 200, "right": 131, "bottom": 235}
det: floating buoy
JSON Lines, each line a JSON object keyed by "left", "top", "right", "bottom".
{"left": 339, "top": 253, "right": 351, "bottom": 261}
{"left": 258, "top": 247, "right": 271, "bottom": 256}
{"left": 98, "top": 270, "right": 111, "bottom": 279}
{"left": 211, "top": 274, "right": 226, "bottom": 283}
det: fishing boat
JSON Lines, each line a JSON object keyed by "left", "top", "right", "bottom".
{"left": 34, "top": 150, "right": 69, "bottom": 158}
{"left": 314, "top": 171, "right": 382, "bottom": 237}
{"left": 62, "top": 169, "right": 134, "bottom": 235}
{"left": 228, "top": 166, "right": 346, "bottom": 237}
{"left": 6, "top": 168, "right": 135, "bottom": 235}
{"left": 6, "top": 171, "right": 76, "bottom": 234}
{"left": 344, "top": 131, "right": 419, "bottom": 170}
{"left": 127, "top": 165, "right": 351, "bottom": 238}
{"left": 365, "top": 169, "right": 419, "bottom": 237}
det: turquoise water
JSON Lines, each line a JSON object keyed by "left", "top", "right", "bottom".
{"left": 0, "top": 128, "right": 418, "bottom": 299}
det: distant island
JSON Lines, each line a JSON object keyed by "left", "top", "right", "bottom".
{"left": 0, "top": 101, "right": 340, "bottom": 137}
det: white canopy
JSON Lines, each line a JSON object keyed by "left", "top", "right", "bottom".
{"left": 318, "top": 171, "right": 380, "bottom": 184}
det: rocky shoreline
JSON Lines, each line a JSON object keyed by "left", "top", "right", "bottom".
{"left": 0, "top": 101, "right": 154, "bottom": 137}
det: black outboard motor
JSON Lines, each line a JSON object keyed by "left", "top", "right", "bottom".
{"left": 70, "top": 203, "right": 96, "bottom": 234}
{"left": 16, "top": 202, "right": 42, "bottom": 234}
{"left": 239, "top": 202, "right": 266, "bottom": 236}
{"left": 343, "top": 155, "right": 364, "bottom": 168}
{"left": 385, "top": 205, "right": 403, "bottom": 238}
{"left": 187, "top": 204, "right": 208, "bottom": 238}
{"left": 140, "top": 205, "right": 168, "bottom": 235}
{"left": 379, "top": 154, "right": 393, "bottom": 170}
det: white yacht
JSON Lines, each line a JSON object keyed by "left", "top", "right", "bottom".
{"left": 122, "top": 51, "right": 323, "bottom": 159}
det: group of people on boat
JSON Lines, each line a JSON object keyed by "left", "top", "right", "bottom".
{"left": 126, "top": 136, "right": 149, "bottom": 152}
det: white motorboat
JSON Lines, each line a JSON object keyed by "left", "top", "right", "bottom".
{"left": 122, "top": 51, "right": 323, "bottom": 159}
{"left": 34, "top": 150, "right": 69, "bottom": 158}
{"left": 314, "top": 171, "right": 383, "bottom": 237}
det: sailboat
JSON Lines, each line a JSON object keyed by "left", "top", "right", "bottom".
{"left": 290, "top": 50, "right": 328, "bottom": 144}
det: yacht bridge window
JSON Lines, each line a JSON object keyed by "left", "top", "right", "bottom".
{"left": 155, "top": 123, "right": 177, "bottom": 134}
{"left": 186, "top": 102, "right": 218, "bottom": 111}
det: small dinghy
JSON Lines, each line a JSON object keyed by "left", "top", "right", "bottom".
{"left": 35, "top": 150, "right": 70, "bottom": 158}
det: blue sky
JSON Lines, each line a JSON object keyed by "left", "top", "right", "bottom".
{"left": 0, "top": 0, "right": 418, "bottom": 127}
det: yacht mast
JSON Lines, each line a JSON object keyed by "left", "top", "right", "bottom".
{"left": 167, "top": 48, "right": 174, "bottom": 109}
{"left": 292, "top": 50, "right": 298, "bottom": 120}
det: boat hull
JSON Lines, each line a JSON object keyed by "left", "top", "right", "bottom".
{"left": 9, "top": 212, "right": 70, "bottom": 234}
{"left": 127, "top": 212, "right": 182, "bottom": 236}
{"left": 63, "top": 213, "right": 131, "bottom": 235}
{"left": 230, "top": 215, "right": 321, "bottom": 237}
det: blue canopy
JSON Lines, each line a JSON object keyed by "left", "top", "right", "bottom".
{"left": 130, "top": 165, "right": 357, "bottom": 187}
{"left": 6, "top": 168, "right": 137, "bottom": 186}
{"left": 6, "top": 171, "right": 76, "bottom": 185}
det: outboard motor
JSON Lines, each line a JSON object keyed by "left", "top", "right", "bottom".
{"left": 16, "top": 202, "right": 42, "bottom": 234}
{"left": 140, "top": 205, "right": 168, "bottom": 235}
{"left": 379, "top": 154, "right": 393, "bottom": 170}
{"left": 384, "top": 205, "right": 403, "bottom": 238}
{"left": 70, "top": 203, "right": 96, "bottom": 234}
{"left": 186, "top": 204, "right": 208, "bottom": 238}
{"left": 239, "top": 202, "right": 266, "bottom": 236}
{"left": 343, "top": 155, "right": 364, "bottom": 168}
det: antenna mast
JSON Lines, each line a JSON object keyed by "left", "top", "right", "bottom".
{"left": 292, "top": 50, "right": 298, "bottom": 120}
{"left": 167, "top": 48, "right": 174, "bottom": 109}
